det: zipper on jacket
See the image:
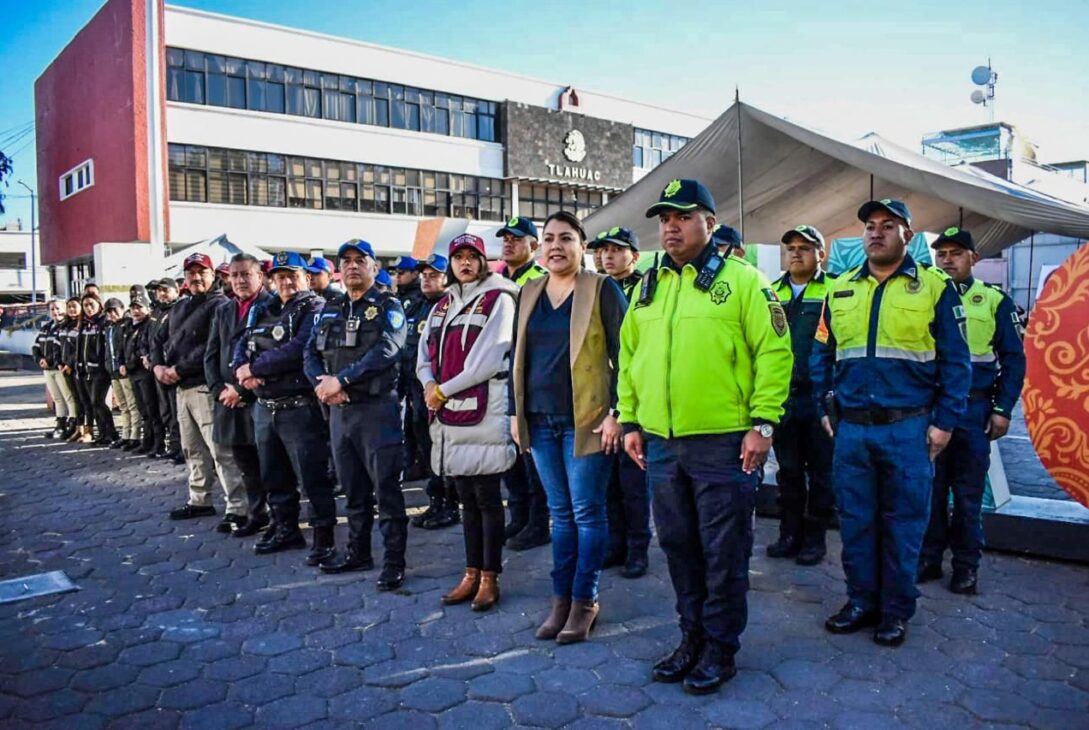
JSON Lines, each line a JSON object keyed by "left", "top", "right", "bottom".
{"left": 664, "top": 268, "right": 679, "bottom": 437}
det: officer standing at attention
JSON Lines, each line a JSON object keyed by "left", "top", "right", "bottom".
{"left": 307, "top": 257, "right": 344, "bottom": 303}
{"left": 497, "top": 216, "right": 551, "bottom": 550}
{"left": 813, "top": 199, "right": 971, "bottom": 647}
{"left": 392, "top": 255, "right": 427, "bottom": 481}
{"left": 305, "top": 239, "right": 410, "bottom": 591}
{"left": 407, "top": 255, "right": 460, "bottom": 530}
{"left": 620, "top": 179, "right": 793, "bottom": 694}
{"left": 918, "top": 227, "right": 1025, "bottom": 594}
{"left": 766, "top": 225, "right": 836, "bottom": 566}
{"left": 712, "top": 223, "right": 746, "bottom": 259}
{"left": 234, "top": 251, "right": 337, "bottom": 565}
{"left": 589, "top": 226, "right": 650, "bottom": 578}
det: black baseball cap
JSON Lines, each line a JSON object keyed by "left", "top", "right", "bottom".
{"left": 932, "top": 226, "right": 976, "bottom": 252}
{"left": 131, "top": 295, "right": 152, "bottom": 309}
{"left": 711, "top": 224, "right": 742, "bottom": 248}
{"left": 590, "top": 226, "right": 639, "bottom": 251}
{"left": 858, "top": 198, "right": 912, "bottom": 227}
{"left": 104, "top": 297, "right": 125, "bottom": 312}
{"left": 781, "top": 224, "right": 825, "bottom": 248}
{"left": 158, "top": 278, "right": 178, "bottom": 290}
{"left": 645, "top": 178, "right": 716, "bottom": 218}
{"left": 496, "top": 216, "right": 539, "bottom": 239}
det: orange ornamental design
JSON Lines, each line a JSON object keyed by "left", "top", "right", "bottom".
{"left": 1022, "top": 243, "right": 1089, "bottom": 508}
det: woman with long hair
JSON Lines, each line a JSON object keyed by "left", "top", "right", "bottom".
{"left": 77, "top": 295, "right": 119, "bottom": 445}
{"left": 510, "top": 211, "right": 628, "bottom": 644}
{"left": 418, "top": 234, "right": 520, "bottom": 611}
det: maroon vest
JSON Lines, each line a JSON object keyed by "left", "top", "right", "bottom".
{"left": 425, "top": 288, "right": 506, "bottom": 427}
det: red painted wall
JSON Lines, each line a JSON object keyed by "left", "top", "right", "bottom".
{"left": 35, "top": 0, "right": 168, "bottom": 266}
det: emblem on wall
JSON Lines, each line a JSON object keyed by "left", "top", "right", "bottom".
{"left": 563, "top": 129, "right": 587, "bottom": 163}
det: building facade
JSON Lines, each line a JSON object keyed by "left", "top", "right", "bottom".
{"left": 34, "top": 0, "right": 708, "bottom": 293}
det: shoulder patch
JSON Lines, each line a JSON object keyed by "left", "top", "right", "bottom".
{"left": 769, "top": 302, "right": 788, "bottom": 337}
{"left": 388, "top": 309, "right": 405, "bottom": 330}
{"left": 760, "top": 287, "right": 779, "bottom": 302}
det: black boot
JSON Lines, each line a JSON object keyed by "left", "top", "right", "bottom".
{"left": 45, "top": 417, "right": 64, "bottom": 439}
{"left": 255, "top": 525, "right": 307, "bottom": 555}
{"left": 376, "top": 563, "right": 405, "bottom": 591}
{"left": 653, "top": 628, "right": 705, "bottom": 683}
{"left": 507, "top": 524, "right": 551, "bottom": 551}
{"left": 60, "top": 418, "right": 77, "bottom": 440}
{"left": 321, "top": 545, "right": 374, "bottom": 574}
{"left": 424, "top": 493, "right": 460, "bottom": 529}
{"left": 683, "top": 642, "right": 737, "bottom": 694}
{"left": 766, "top": 514, "right": 802, "bottom": 558}
{"left": 949, "top": 567, "right": 978, "bottom": 595}
{"left": 504, "top": 503, "right": 529, "bottom": 541}
{"left": 412, "top": 496, "right": 441, "bottom": 528}
{"left": 796, "top": 519, "right": 827, "bottom": 566}
{"left": 306, "top": 526, "right": 337, "bottom": 567}
{"left": 917, "top": 559, "right": 944, "bottom": 584}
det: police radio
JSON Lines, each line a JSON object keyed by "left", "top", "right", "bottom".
{"left": 636, "top": 253, "right": 660, "bottom": 308}
{"left": 694, "top": 253, "right": 725, "bottom": 292}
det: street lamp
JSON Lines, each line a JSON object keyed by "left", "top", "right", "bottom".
{"left": 15, "top": 180, "right": 38, "bottom": 304}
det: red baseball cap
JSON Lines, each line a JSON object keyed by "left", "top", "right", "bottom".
{"left": 183, "top": 253, "right": 214, "bottom": 271}
{"left": 448, "top": 233, "right": 487, "bottom": 258}
{"left": 215, "top": 262, "right": 230, "bottom": 275}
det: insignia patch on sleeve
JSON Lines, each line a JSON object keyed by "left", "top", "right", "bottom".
{"left": 761, "top": 287, "right": 779, "bottom": 302}
{"left": 953, "top": 305, "right": 966, "bottom": 321}
{"left": 388, "top": 310, "right": 405, "bottom": 330}
{"left": 769, "top": 303, "right": 788, "bottom": 337}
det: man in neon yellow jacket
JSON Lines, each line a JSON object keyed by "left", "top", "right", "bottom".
{"left": 619, "top": 178, "right": 792, "bottom": 694}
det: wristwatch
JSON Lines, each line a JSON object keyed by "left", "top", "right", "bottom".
{"left": 609, "top": 408, "right": 621, "bottom": 419}
{"left": 753, "top": 423, "right": 774, "bottom": 439}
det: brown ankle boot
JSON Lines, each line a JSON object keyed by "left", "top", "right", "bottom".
{"left": 441, "top": 568, "right": 480, "bottom": 605}
{"left": 535, "top": 597, "right": 572, "bottom": 640}
{"left": 67, "top": 424, "right": 84, "bottom": 443}
{"left": 471, "top": 571, "right": 499, "bottom": 611}
{"left": 556, "top": 600, "right": 599, "bottom": 644}
{"left": 78, "top": 426, "right": 94, "bottom": 443}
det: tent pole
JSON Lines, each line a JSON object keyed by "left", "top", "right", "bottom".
{"left": 1025, "top": 232, "right": 1036, "bottom": 312}
{"left": 869, "top": 175, "right": 874, "bottom": 200}
{"left": 735, "top": 88, "right": 744, "bottom": 237}
{"left": 959, "top": 207, "right": 964, "bottom": 227}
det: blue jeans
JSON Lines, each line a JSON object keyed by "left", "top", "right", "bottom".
{"left": 833, "top": 414, "right": 934, "bottom": 619}
{"left": 528, "top": 413, "right": 611, "bottom": 601}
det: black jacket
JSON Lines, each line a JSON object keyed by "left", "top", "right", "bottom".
{"left": 58, "top": 317, "right": 81, "bottom": 370}
{"left": 204, "top": 293, "right": 269, "bottom": 445}
{"left": 77, "top": 313, "right": 108, "bottom": 375}
{"left": 151, "top": 290, "right": 227, "bottom": 388}
{"left": 33, "top": 319, "right": 63, "bottom": 369}
{"left": 123, "top": 318, "right": 150, "bottom": 375}
{"left": 233, "top": 291, "right": 324, "bottom": 400}
{"left": 104, "top": 317, "right": 129, "bottom": 377}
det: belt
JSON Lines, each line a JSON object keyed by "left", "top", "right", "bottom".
{"left": 258, "top": 394, "right": 315, "bottom": 412}
{"left": 968, "top": 389, "right": 993, "bottom": 402}
{"left": 840, "top": 405, "right": 929, "bottom": 426}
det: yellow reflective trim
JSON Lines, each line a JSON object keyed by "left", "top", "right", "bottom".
{"left": 875, "top": 345, "right": 935, "bottom": 363}
{"left": 836, "top": 347, "right": 868, "bottom": 362}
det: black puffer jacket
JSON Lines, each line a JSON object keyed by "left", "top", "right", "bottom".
{"left": 77, "top": 313, "right": 108, "bottom": 375}
{"left": 58, "top": 316, "right": 81, "bottom": 371}
{"left": 124, "top": 318, "right": 150, "bottom": 375}
{"left": 32, "top": 319, "right": 63, "bottom": 369}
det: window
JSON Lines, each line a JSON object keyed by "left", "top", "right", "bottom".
{"left": 165, "top": 46, "right": 502, "bottom": 142}
{"left": 633, "top": 127, "right": 689, "bottom": 170}
{"left": 518, "top": 184, "right": 602, "bottom": 222}
{"left": 0, "top": 253, "right": 27, "bottom": 270}
{"left": 59, "top": 159, "right": 94, "bottom": 201}
{"left": 166, "top": 143, "right": 501, "bottom": 222}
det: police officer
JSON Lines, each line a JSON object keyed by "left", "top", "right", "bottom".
{"left": 919, "top": 227, "right": 1025, "bottom": 594}
{"left": 620, "top": 179, "right": 793, "bottom": 693}
{"left": 712, "top": 223, "right": 746, "bottom": 259}
{"left": 766, "top": 225, "right": 836, "bottom": 566}
{"left": 406, "top": 254, "right": 459, "bottom": 529}
{"left": 305, "top": 239, "right": 410, "bottom": 591}
{"left": 392, "top": 255, "right": 428, "bottom": 482}
{"left": 307, "top": 257, "right": 343, "bottom": 303}
{"left": 813, "top": 199, "right": 971, "bottom": 647}
{"left": 588, "top": 227, "right": 649, "bottom": 578}
{"left": 375, "top": 268, "right": 394, "bottom": 293}
{"left": 234, "top": 251, "right": 337, "bottom": 564}
{"left": 497, "top": 216, "right": 551, "bottom": 550}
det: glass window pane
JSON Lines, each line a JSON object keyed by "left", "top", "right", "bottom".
{"left": 226, "top": 76, "right": 246, "bottom": 108}
{"left": 268, "top": 177, "right": 286, "bottom": 207}
{"left": 374, "top": 98, "right": 389, "bottom": 126}
{"left": 632, "top": 147, "right": 643, "bottom": 167}
{"left": 168, "top": 144, "right": 186, "bottom": 167}
{"left": 246, "top": 61, "right": 266, "bottom": 79}
{"left": 322, "top": 73, "right": 339, "bottom": 90}
{"left": 186, "top": 145, "right": 206, "bottom": 168}
{"left": 167, "top": 47, "right": 184, "bottom": 66}
{"left": 339, "top": 75, "right": 354, "bottom": 92}
{"left": 184, "top": 71, "right": 205, "bottom": 104}
{"left": 393, "top": 169, "right": 407, "bottom": 186}
{"left": 433, "top": 108, "right": 448, "bottom": 135}
{"left": 435, "top": 173, "right": 448, "bottom": 189}
{"left": 185, "top": 50, "right": 205, "bottom": 70}
{"left": 288, "top": 157, "right": 305, "bottom": 178}
{"left": 166, "top": 67, "right": 182, "bottom": 101}
{"left": 326, "top": 162, "right": 340, "bottom": 181}
{"left": 286, "top": 85, "right": 304, "bottom": 115}
{"left": 208, "top": 172, "right": 227, "bottom": 203}
{"left": 207, "top": 148, "right": 226, "bottom": 170}
{"left": 228, "top": 149, "right": 246, "bottom": 171}
{"left": 341, "top": 183, "right": 358, "bottom": 211}
{"left": 247, "top": 78, "right": 265, "bottom": 111}
{"left": 306, "top": 159, "right": 322, "bottom": 178}
{"left": 342, "top": 162, "right": 357, "bottom": 182}
{"left": 284, "top": 67, "right": 302, "bottom": 84}
{"left": 225, "top": 57, "right": 245, "bottom": 76}
{"left": 168, "top": 170, "right": 185, "bottom": 200}
{"left": 323, "top": 90, "right": 340, "bottom": 120}
{"left": 303, "top": 70, "right": 320, "bottom": 87}
{"left": 267, "top": 64, "right": 285, "bottom": 82}
{"left": 249, "top": 175, "right": 269, "bottom": 206}
{"left": 478, "top": 114, "right": 495, "bottom": 142}
{"left": 186, "top": 171, "right": 206, "bottom": 202}
{"left": 307, "top": 180, "right": 323, "bottom": 209}
{"left": 288, "top": 179, "right": 306, "bottom": 207}
{"left": 392, "top": 187, "right": 407, "bottom": 214}
{"left": 339, "top": 93, "right": 355, "bottom": 123}
{"left": 406, "top": 104, "right": 420, "bottom": 131}
{"left": 303, "top": 87, "right": 321, "bottom": 117}
{"left": 391, "top": 100, "right": 406, "bottom": 129}
{"left": 265, "top": 82, "right": 285, "bottom": 113}
{"left": 229, "top": 173, "right": 248, "bottom": 205}
{"left": 406, "top": 188, "right": 422, "bottom": 217}
{"left": 206, "top": 73, "right": 226, "bottom": 105}
{"left": 268, "top": 154, "right": 285, "bottom": 175}
{"left": 357, "top": 95, "right": 373, "bottom": 125}
{"left": 374, "top": 186, "right": 390, "bottom": 213}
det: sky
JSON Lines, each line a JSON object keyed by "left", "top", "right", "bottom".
{"left": 1, "top": 0, "right": 1087, "bottom": 229}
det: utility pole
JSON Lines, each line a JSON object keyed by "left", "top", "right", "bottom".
{"left": 16, "top": 180, "right": 38, "bottom": 304}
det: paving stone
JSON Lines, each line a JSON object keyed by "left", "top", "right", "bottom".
{"left": 332, "top": 640, "right": 395, "bottom": 668}
{"left": 267, "top": 648, "right": 331, "bottom": 676}
{"left": 511, "top": 690, "right": 581, "bottom": 728}
{"left": 536, "top": 667, "right": 600, "bottom": 694}
{"left": 136, "top": 658, "right": 203, "bottom": 687}
{"left": 956, "top": 688, "right": 1039, "bottom": 724}
{"left": 228, "top": 672, "right": 297, "bottom": 705}
{"left": 771, "top": 658, "right": 841, "bottom": 692}
{"left": 594, "top": 658, "right": 653, "bottom": 687}
{"left": 362, "top": 658, "right": 429, "bottom": 687}
{"left": 254, "top": 695, "right": 328, "bottom": 728}
{"left": 116, "top": 641, "right": 182, "bottom": 667}
{"left": 2, "top": 667, "right": 74, "bottom": 698}
{"left": 579, "top": 683, "right": 651, "bottom": 718}
{"left": 399, "top": 676, "right": 468, "bottom": 712}
{"left": 84, "top": 684, "right": 159, "bottom": 717}
{"left": 203, "top": 654, "right": 267, "bottom": 681}
{"left": 71, "top": 663, "right": 142, "bottom": 692}
{"left": 296, "top": 665, "right": 367, "bottom": 698}
{"left": 700, "top": 697, "right": 778, "bottom": 729}
{"left": 1014, "top": 678, "right": 1089, "bottom": 710}
{"left": 159, "top": 678, "right": 228, "bottom": 710}
{"left": 107, "top": 707, "right": 182, "bottom": 730}
{"left": 830, "top": 710, "right": 906, "bottom": 729}
{"left": 327, "top": 686, "right": 399, "bottom": 722}
{"left": 242, "top": 632, "right": 304, "bottom": 657}
{"left": 632, "top": 703, "right": 711, "bottom": 730}
{"left": 468, "top": 671, "right": 537, "bottom": 702}
{"left": 369, "top": 710, "right": 438, "bottom": 730}
{"left": 436, "top": 700, "right": 512, "bottom": 730}
{"left": 12, "top": 688, "right": 88, "bottom": 722}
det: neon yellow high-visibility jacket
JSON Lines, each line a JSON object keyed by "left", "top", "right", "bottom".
{"left": 618, "top": 243, "right": 793, "bottom": 437}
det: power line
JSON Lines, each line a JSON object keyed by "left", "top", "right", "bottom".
{"left": 0, "top": 127, "right": 35, "bottom": 152}
{"left": 0, "top": 121, "right": 33, "bottom": 140}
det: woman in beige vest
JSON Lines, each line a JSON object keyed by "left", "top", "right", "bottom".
{"left": 510, "top": 211, "right": 628, "bottom": 644}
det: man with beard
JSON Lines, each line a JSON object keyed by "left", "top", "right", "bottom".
{"left": 154, "top": 254, "right": 248, "bottom": 531}
{"left": 813, "top": 199, "right": 970, "bottom": 646}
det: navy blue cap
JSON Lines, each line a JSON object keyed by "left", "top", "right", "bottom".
{"left": 269, "top": 251, "right": 309, "bottom": 273}
{"left": 391, "top": 256, "right": 418, "bottom": 271}
{"left": 858, "top": 199, "right": 912, "bottom": 227}
{"left": 376, "top": 269, "right": 393, "bottom": 287}
{"left": 781, "top": 224, "right": 825, "bottom": 248}
{"left": 932, "top": 226, "right": 976, "bottom": 252}
{"left": 711, "top": 224, "right": 742, "bottom": 248}
{"left": 590, "top": 226, "right": 639, "bottom": 251}
{"left": 337, "top": 239, "right": 376, "bottom": 260}
{"left": 307, "top": 257, "right": 334, "bottom": 275}
{"left": 496, "top": 216, "right": 539, "bottom": 239}
{"left": 646, "top": 178, "right": 716, "bottom": 218}
{"left": 418, "top": 254, "right": 449, "bottom": 273}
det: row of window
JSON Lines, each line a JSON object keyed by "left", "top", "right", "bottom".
{"left": 519, "top": 184, "right": 604, "bottom": 221}
{"left": 166, "top": 48, "right": 499, "bottom": 143}
{"left": 633, "top": 128, "right": 689, "bottom": 169}
{"left": 59, "top": 160, "right": 94, "bottom": 201}
{"left": 167, "top": 144, "right": 506, "bottom": 221}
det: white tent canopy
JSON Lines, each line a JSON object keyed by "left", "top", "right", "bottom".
{"left": 584, "top": 102, "right": 1089, "bottom": 258}
{"left": 163, "top": 234, "right": 272, "bottom": 278}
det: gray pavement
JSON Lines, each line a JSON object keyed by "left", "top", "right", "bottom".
{"left": 0, "top": 371, "right": 1087, "bottom": 729}
{"left": 999, "top": 404, "right": 1071, "bottom": 502}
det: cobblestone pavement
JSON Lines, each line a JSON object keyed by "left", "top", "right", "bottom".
{"left": 998, "top": 404, "right": 1070, "bottom": 502}
{"left": 1, "top": 371, "right": 1087, "bottom": 729}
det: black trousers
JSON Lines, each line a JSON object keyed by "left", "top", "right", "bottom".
{"left": 87, "top": 372, "right": 117, "bottom": 438}
{"left": 454, "top": 474, "right": 505, "bottom": 573}
{"left": 504, "top": 451, "right": 549, "bottom": 531}
{"left": 157, "top": 382, "right": 180, "bottom": 451}
{"left": 606, "top": 451, "right": 652, "bottom": 558}
{"left": 231, "top": 443, "right": 267, "bottom": 523}
{"left": 72, "top": 372, "right": 93, "bottom": 427}
{"left": 773, "top": 402, "right": 835, "bottom": 532}
{"left": 330, "top": 396, "right": 408, "bottom": 568}
{"left": 254, "top": 400, "right": 337, "bottom": 529}
{"left": 132, "top": 373, "right": 163, "bottom": 448}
